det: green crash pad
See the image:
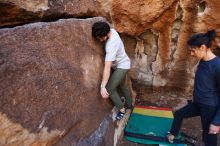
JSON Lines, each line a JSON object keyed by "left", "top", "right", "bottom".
{"left": 124, "top": 106, "right": 188, "bottom": 146}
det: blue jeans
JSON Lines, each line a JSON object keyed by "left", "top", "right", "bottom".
{"left": 170, "top": 101, "right": 218, "bottom": 146}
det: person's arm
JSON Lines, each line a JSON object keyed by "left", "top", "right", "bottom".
{"left": 100, "top": 61, "right": 112, "bottom": 98}
{"left": 210, "top": 65, "right": 220, "bottom": 134}
{"left": 101, "top": 37, "right": 118, "bottom": 98}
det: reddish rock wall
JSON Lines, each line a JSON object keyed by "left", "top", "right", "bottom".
{"left": 1, "top": 0, "right": 219, "bottom": 90}
{"left": 0, "top": 17, "right": 114, "bottom": 146}
{"left": 1, "top": 0, "right": 220, "bottom": 145}
{"left": 0, "top": 0, "right": 109, "bottom": 27}
{"left": 112, "top": 0, "right": 220, "bottom": 90}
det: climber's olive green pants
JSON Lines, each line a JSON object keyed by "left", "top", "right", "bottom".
{"left": 106, "top": 68, "right": 132, "bottom": 110}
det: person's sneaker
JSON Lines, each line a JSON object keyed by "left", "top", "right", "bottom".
{"left": 116, "top": 111, "right": 125, "bottom": 120}
{"left": 166, "top": 132, "right": 175, "bottom": 144}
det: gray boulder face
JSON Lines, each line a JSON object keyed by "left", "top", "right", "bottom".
{"left": 0, "top": 17, "right": 114, "bottom": 146}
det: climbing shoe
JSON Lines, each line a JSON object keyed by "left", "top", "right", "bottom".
{"left": 116, "top": 111, "right": 125, "bottom": 120}
{"left": 166, "top": 132, "right": 175, "bottom": 144}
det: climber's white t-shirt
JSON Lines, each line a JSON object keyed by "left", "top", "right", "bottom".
{"left": 105, "top": 29, "right": 131, "bottom": 69}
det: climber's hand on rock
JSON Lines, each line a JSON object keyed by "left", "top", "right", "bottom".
{"left": 100, "top": 87, "right": 109, "bottom": 99}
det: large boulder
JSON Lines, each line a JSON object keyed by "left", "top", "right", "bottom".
{"left": 2, "top": 0, "right": 220, "bottom": 91}
{"left": 0, "top": 17, "right": 114, "bottom": 146}
{"left": 0, "top": 0, "right": 110, "bottom": 27}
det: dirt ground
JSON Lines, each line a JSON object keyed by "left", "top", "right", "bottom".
{"left": 118, "top": 84, "right": 220, "bottom": 146}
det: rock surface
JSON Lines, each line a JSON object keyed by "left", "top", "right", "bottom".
{"left": 0, "top": 0, "right": 109, "bottom": 27}
{"left": 1, "top": 0, "right": 220, "bottom": 145}
{"left": 1, "top": 0, "right": 220, "bottom": 90}
{"left": 0, "top": 17, "right": 114, "bottom": 146}
{"left": 114, "top": 0, "right": 220, "bottom": 90}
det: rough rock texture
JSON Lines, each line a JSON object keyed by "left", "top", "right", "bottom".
{"left": 0, "top": 17, "right": 115, "bottom": 146}
{"left": 193, "top": 0, "right": 220, "bottom": 57}
{"left": 113, "top": 0, "right": 220, "bottom": 90}
{"left": 1, "top": 0, "right": 220, "bottom": 91}
{"left": 1, "top": 0, "right": 220, "bottom": 145}
{"left": 112, "top": 0, "right": 177, "bottom": 36}
{"left": 194, "top": 0, "right": 220, "bottom": 32}
{"left": 0, "top": 0, "right": 110, "bottom": 27}
{"left": 0, "top": 113, "right": 61, "bottom": 146}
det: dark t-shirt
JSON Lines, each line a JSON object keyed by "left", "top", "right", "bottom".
{"left": 193, "top": 57, "right": 220, "bottom": 125}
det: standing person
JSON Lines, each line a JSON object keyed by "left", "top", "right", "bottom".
{"left": 92, "top": 21, "right": 133, "bottom": 120}
{"left": 167, "top": 30, "right": 220, "bottom": 146}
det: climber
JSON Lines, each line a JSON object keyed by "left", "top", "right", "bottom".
{"left": 92, "top": 21, "right": 133, "bottom": 120}
{"left": 167, "top": 30, "right": 220, "bottom": 146}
